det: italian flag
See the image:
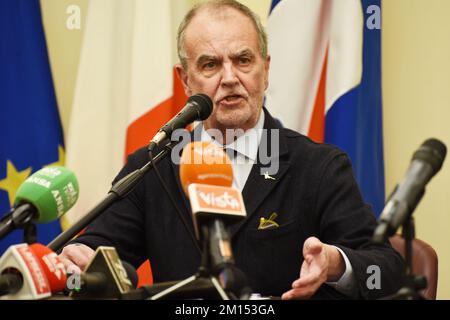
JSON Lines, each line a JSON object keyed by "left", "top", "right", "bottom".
{"left": 65, "top": 0, "right": 188, "bottom": 286}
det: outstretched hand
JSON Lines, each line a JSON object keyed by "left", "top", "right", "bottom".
{"left": 282, "top": 237, "right": 344, "bottom": 300}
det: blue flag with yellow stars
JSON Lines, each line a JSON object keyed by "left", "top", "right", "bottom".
{"left": 0, "top": 0, "right": 65, "bottom": 254}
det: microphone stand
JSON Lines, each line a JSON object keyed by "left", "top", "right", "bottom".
{"left": 23, "top": 222, "right": 37, "bottom": 245}
{"left": 48, "top": 141, "right": 180, "bottom": 252}
{"left": 122, "top": 222, "right": 251, "bottom": 300}
{"left": 0, "top": 204, "right": 37, "bottom": 244}
{"left": 147, "top": 224, "right": 231, "bottom": 300}
{"left": 381, "top": 216, "right": 427, "bottom": 300}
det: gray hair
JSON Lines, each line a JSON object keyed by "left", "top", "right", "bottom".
{"left": 177, "top": 0, "right": 268, "bottom": 69}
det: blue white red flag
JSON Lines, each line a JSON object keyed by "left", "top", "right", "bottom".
{"left": 267, "top": 0, "right": 385, "bottom": 215}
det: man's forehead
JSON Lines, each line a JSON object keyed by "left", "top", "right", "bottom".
{"left": 191, "top": 5, "right": 251, "bottom": 25}
{"left": 183, "top": 10, "right": 259, "bottom": 62}
{"left": 184, "top": 6, "right": 258, "bottom": 45}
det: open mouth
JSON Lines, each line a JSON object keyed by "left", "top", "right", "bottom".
{"left": 220, "top": 94, "right": 245, "bottom": 104}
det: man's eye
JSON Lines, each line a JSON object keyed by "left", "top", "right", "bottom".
{"left": 203, "top": 62, "right": 216, "bottom": 69}
{"left": 239, "top": 57, "right": 251, "bottom": 65}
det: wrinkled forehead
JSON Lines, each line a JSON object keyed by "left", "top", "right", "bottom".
{"left": 183, "top": 7, "right": 260, "bottom": 60}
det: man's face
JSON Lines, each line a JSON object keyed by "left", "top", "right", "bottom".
{"left": 177, "top": 7, "right": 270, "bottom": 133}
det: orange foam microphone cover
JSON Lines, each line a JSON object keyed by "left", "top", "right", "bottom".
{"left": 179, "top": 141, "right": 233, "bottom": 195}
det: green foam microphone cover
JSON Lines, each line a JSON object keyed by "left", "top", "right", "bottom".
{"left": 14, "top": 166, "right": 79, "bottom": 223}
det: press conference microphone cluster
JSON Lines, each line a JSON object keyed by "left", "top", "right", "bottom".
{"left": 0, "top": 242, "right": 138, "bottom": 299}
{"left": 0, "top": 166, "right": 79, "bottom": 240}
{"left": 148, "top": 93, "right": 213, "bottom": 152}
{"left": 29, "top": 244, "right": 137, "bottom": 296}
{"left": 373, "top": 138, "right": 447, "bottom": 243}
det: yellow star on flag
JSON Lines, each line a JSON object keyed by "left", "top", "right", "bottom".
{"left": 46, "top": 145, "right": 66, "bottom": 167}
{"left": 0, "top": 161, "right": 32, "bottom": 206}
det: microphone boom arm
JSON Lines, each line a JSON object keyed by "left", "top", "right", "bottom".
{"left": 0, "top": 204, "right": 35, "bottom": 240}
{"left": 48, "top": 141, "right": 180, "bottom": 252}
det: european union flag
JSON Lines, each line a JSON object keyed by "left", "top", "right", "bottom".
{"left": 0, "top": 0, "right": 65, "bottom": 253}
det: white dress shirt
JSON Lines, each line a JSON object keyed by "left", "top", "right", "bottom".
{"left": 200, "top": 110, "right": 265, "bottom": 191}
{"left": 199, "top": 110, "right": 357, "bottom": 297}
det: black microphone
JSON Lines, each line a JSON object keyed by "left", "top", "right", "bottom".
{"left": 0, "top": 271, "right": 23, "bottom": 296}
{"left": 218, "top": 265, "right": 253, "bottom": 300}
{"left": 148, "top": 93, "right": 213, "bottom": 152}
{"left": 69, "top": 247, "right": 138, "bottom": 299}
{"left": 122, "top": 261, "right": 138, "bottom": 289}
{"left": 206, "top": 220, "right": 236, "bottom": 275}
{"left": 373, "top": 138, "right": 447, "bottom": 243}
{"left": 69, "top": 260, "right": 138, "bottom": 295}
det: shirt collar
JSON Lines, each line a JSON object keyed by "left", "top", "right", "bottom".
{"left": 200, "top": 109, "right": 265, "bottom": 161}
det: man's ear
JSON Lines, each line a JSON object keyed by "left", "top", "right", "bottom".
{"left": 264, "top": 55, "right": 271, "bottom": 90}
{"left": 175, "top": 63, "right": 192, "bottom": 96}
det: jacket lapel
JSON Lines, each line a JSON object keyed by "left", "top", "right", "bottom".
{"left": 229, "top": 109, "right": 291, "bottom": 238}
{"left": 241, "top": 154, "right": 290, "bottom": 221}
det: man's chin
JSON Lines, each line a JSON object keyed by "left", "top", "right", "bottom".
{"left": 216, "top": 114, "right": 250, "bottom": 129}
{"left": 216, "top": 104, "right": 249, "bottom": 119}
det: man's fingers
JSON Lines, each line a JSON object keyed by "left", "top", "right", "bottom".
{"left": 282, "top": 285, "right": 317, "bottom": 300}
{"left": 65, "top": 250, "right": 90, "bottom": 269}
{"left": 286, "top": 237, "right": 331, "bottom": 300}
{"left": 59, "top": 244, "right": 94, "bottom": 271}
{"left": 58, "top": 255, "right": 82, "bottom": 274}
{"left": 76, "top": 244, "right": 95, "bottom": 258}
{"left": 283, "top": 274, "right": 324, "bottom": 299}
{"left": 292, "top": 273, "right": 317, "bottom": 288}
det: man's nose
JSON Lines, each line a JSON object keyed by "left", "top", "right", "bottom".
{"left": 220, "top": 63, "right": 239, "bottom": 87}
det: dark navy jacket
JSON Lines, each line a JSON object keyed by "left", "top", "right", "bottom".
{"left": 73, "top": 108, "right": 403, "bottom": 299}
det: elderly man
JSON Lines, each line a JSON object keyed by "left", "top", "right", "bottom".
{"left": 59, "top": 0, "right": 403, "bottom": 299}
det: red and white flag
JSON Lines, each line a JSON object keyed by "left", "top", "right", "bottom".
{"left": 65, "top": 0, "right": 188, "bottom": 285}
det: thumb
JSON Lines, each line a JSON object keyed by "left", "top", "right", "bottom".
{"left": 303, "top": 237, "right": 323, "bottom": 257}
